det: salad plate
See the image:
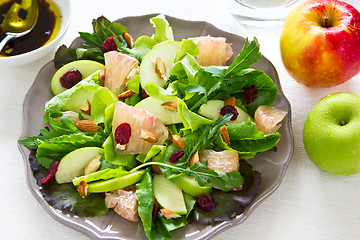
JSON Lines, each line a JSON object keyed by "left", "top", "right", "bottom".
{"left": 18, "top": 14, "right": 294, "bottom": 240}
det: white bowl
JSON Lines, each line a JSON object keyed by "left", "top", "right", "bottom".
{"left": 0, "top": 0, "right": 71, "bottom": 66}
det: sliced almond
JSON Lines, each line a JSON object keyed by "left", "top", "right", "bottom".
{"left": 80, "top": 100, "right": 92, "bottom": 115}
{"left": 76, "top": 120, "right": 98, "bottom": 132}
{"left": 99, "top": 68, "right": 106, "bottom": 86}
{"left": 118, "top": 89, "right": 136, "bottom": 99}
{"left": 152, "top": 164, "right": 162, "bottom": 175}
{"left": 160, "top": 208, "right": 181, "bottom": 219}
{"left": 220, "top": 125, "right": 231, "bottom": 147}
{"left": 123, "top": 32, "right": 134, "bottom": 49}
{"left": 84, "top": 156, "right": 102, "bottom": 175}
{"left": 116, "top": 143, "right": 127, "bottom": 151}
{"left": 224, "top": 97, "right": 236, "bottom": 107}
{"left": 171, "top": 135, "right": 185, "bottom": 149}
{"left": 154, "top": 57, "right": 167, "bottom": 80}
{"left": 140, "top": 129, "right": 158, "bottom": 143}
{"left": 161, "top": 102, "right": 178, "bottom": 112}
{"left": 189, "top": 151, "right": 199, "bottom": 167}
{"left": 78, "top": 180, "right": 88, "bottom": 198}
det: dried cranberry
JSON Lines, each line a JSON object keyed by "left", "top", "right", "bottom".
{"left": 101, "top": 35, "right": 118, "bottom": 52}
{"left": 197, "top": 193, "right": 215, "bottom": 212}
{"left": 141, "top": 89, "right": 149, "bottom": 99}
{"left": 220, "top": 105, "right": 239, "bottom": 121}
{"left": 41, "top": 160, "right": 60, "bottom": 184}
{"left": 60, "top": 69, "right": 82, "bottom": 89}
{"left": 115, "top": 123, "right": 131, "bottom": 145}
{"left": 152, "top": 198, "right": 159, "bottom": 219}
{"left": 169, "top": 150, "right": 185, "bottom": 163}
{"left": 243, "top": 84, "right": 258, "bottom": 104}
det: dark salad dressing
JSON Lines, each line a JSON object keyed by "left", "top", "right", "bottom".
{"left": 0, "top": 0, "right": 57, "bottom": 56}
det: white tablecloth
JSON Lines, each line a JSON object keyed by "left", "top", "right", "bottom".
{"left": 1, "top": 0, "right": 360, "bottom": 239}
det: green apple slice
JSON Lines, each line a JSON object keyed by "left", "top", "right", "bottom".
{"left": 62, "top": 87, "right": 96, "bottom": 113}
{"left": 140, "top": 41, "right": 181, "bottom": 88}
{"left": 55, "top": 147, "right": 104, "bottom": 184}
{"left": 153, "top": 174, "right": 187, "bottom": 215}
{"left": 134, "top": 96, "right": 181, "bottom": 125}
{"left": 51, "top": 60, "right": 105, "bottom": 95}
{"left": 172, "top": 175, "right": 212, "bottom": 197}
{"left": 87, "top": 170, "right": 145, "bottom": 193}
{"left": 198, "top": 100, "right": 253, "bottom": 124}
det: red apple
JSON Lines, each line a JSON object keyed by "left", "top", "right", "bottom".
{"left": 280, "top": 0, "right": 360, "bottom": 88}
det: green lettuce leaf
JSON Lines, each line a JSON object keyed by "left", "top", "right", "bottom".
{"left": 124, "top": 75, "right": 141, "bottom": 106}
{"left": 44, "top": 72, "right": 101, "bottom": 121}
{"left": 223, "top": 120, "right": 281, "bottom": 154}
{"left": 175, "top": 39, "right": 199, "bottom": 62}
{"left": 150, "top": 14, "right": 174, "bottom": 43}
{"left": 36, "top": 132, "right": 105, "bottom": 168}
{"left": 91, "top": 87, "right": 118, "bottom": 124}
{"left": 104, "top": 102, "right": 115, "bottom": 133}
{"left": 136, "top": 168, "right": 156, "bottom": 239}
{"left": 136, "top": 145, "right": 166, "bottom": 163}
{"left": 72, "top": 166, "right": 128, "bottom": 186}
{"left": 177, "top": 100, "right": 213, "bottom": 131}
{"left": 103, "top": 134, "right": 137, "bottom": 169}
{"left": 29, "top": 149, "right": 108, "bottom": 217}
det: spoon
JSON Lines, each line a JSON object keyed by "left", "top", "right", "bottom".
{"left": 0, "top": 0, "right": 39, "bottom": 52}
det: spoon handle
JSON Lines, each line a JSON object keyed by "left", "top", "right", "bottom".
{"left": 0, "top": 35, "right": 15, "bottom": 52}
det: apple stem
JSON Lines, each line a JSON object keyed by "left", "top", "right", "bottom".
{"left": 322, "top": 15, "right": 330, "bottom": 28}
{"left": 340, "top": 120, "right": 346, "bottom": 126}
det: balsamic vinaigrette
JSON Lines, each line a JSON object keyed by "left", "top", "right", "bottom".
{"left": 0, "top": 0, "right": 61, "bottom": 56}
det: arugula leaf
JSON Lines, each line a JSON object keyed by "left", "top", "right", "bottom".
{"left": 131, "top": 159, "right": 243, "bottom": 192}
{"left": 224, "top": 37, "right": 261, "bottom": 77}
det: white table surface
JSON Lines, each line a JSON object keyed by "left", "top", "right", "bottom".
{"left": 2, "top": 0, "right": 360, "bottom": 239}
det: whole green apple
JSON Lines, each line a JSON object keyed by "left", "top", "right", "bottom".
{"left": 280, "top": 0, "right": 360, "bottom": 88}
{"left": 303, "top": 92, "right": 360, "bottom": 175}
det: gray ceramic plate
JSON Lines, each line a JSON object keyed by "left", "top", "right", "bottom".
{"left": 18, "top": 14, "right": 294, "bottom": 240}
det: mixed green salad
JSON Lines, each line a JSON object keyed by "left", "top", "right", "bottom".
{"left": 19, "top": 14, "right": 287, "bottom": 240}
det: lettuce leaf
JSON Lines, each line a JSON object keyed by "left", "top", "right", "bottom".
{"left": 124, "top": 75, "right": 141, "bottom": 106}
{"left": 72, "top": 166, "right": 128, "bottom": 186}
{"left": 28, "top": 115, "right": 107, "bottom": 168}
{"left": 91, "top": 87, "right": 118, "bottom": 124}
{"left": 36, "top": 132, "right": 105, "bottom": 168}
{"left": 227, "top": 120, "right": 281, "bottom": 153}
{"left": 177, "top": 100, "right": 213, "bottom": 132}
{"left": 150, "top": 14, "right": 174, "bottom": 43}
{"left": 191, "top": 160, "right": 262, "bottom": 224}
{"left": 44, "top": 72, "right": 101, "bottom": 121}
{"left": 29, "top": 149, "right": 108, "bottom": 217}
{"left": 168, "top": 38, "right": 277, "bottom": 115}
{"left": 103, "top": 134, "right": 137, "bottom": 169}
